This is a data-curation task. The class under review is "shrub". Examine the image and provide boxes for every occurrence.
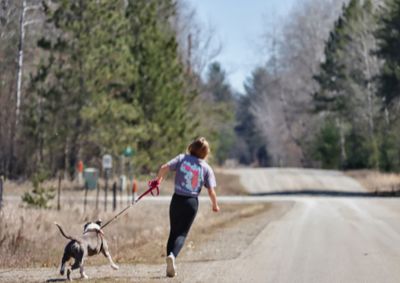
[21,170,55,208]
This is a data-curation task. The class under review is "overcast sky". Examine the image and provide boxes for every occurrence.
[185,0,297,93]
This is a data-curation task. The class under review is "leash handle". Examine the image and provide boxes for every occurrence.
[136,181,160,202]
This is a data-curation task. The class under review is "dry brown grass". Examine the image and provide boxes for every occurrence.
[0,170,255,269]
[346,170,400,193]
[0,200,268,269]
[3,171,245,197]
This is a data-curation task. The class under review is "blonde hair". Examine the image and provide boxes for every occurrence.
[187,137,210,159]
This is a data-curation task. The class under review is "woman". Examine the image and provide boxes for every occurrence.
[150,137,220,277]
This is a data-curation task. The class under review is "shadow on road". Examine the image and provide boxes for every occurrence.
[252,189,400,198]
[46,279,66,283]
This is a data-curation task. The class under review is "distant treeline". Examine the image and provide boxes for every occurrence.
[236,0,400,172]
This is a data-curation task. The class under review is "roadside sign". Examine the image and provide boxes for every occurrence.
[102,154,113,169]
[123,146,134,157]
[83,168,99,190]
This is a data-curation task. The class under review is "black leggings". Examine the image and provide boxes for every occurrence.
[167,193,199,257]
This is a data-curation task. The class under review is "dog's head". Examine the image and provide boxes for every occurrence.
[83,219,104,235]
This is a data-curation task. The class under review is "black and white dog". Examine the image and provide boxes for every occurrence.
[55,220,119,281]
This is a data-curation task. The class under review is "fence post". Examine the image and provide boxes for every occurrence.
[127,179,131,205]
[57,173,62,211]
[96,182,100,210]
[120,178,123,208]
[104,170,109,212]
[112,182,117,211]
[0,174,4,210]
[84,182,88,212]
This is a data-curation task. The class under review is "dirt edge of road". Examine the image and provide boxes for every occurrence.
[0,201,293,283]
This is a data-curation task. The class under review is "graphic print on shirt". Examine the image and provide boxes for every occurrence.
[180,161,203,192]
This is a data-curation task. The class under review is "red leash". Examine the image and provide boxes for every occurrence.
[136,180,160,201]
[101,181,160,229]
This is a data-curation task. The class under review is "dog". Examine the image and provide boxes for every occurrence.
[55,220,119,281]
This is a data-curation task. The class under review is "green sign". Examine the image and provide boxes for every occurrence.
[123,146,134,157]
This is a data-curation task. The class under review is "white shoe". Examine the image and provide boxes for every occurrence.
[166,253,177,277]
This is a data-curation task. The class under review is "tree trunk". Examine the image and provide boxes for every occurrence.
[336,118,347,169]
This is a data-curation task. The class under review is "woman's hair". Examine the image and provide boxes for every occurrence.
[187,137,210,159]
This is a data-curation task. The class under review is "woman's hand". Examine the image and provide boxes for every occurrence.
[207,188,219,212]
[212,204,220,212]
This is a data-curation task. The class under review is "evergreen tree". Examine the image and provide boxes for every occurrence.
[235,68,270,166]
[202,62,236,164]
[205,62,233,103]
[313,0,379,169]
[79,1,146,162]
[126,0,193,171]
[312,119,341,169]
[26,0,144,174]
[375,0,400,171]
[376,0,400,107]
[26,0,95,174]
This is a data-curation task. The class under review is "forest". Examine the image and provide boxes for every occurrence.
[1,0,400,178]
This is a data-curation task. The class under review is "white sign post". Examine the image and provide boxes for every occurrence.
[102,154,113,170]
[102,154,113,211]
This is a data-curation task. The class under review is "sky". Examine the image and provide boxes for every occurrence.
[185,0,297,93]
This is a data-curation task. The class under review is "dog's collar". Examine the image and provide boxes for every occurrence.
[83,228,103,235]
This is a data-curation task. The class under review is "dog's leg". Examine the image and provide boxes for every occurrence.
[79,261,88,280]
[102,248,119,270]
[60,252,70,275]
[66,267,72,281]
[70,250,88,280]
[79,249,89,279]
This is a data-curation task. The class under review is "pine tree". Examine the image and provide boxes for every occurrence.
[26,0,144,174]
[79,1,146,161]
[235,68,270,166]
[126,0,193,171]
[313,0,379,169]
[375,0,400,171]
[312,120,341,169]
[376,0,400,107]
[25,0,94,174]
[202,62,235,164]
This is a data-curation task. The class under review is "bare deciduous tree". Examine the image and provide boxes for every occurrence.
[253,0,347,167]
[174,0,222,78]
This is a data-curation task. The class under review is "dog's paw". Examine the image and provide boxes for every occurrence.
[111,264,119,270]
[80,273,89,279]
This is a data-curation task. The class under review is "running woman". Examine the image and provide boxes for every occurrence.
[149,137,220,277]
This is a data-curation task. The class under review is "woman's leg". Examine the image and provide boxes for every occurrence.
[166,194,198,257]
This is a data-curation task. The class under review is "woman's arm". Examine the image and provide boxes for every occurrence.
[207,188,220,212]
[156,163,170,183]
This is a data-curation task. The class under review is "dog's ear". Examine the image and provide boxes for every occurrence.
[83,222,90,231]
[95,219,102,226]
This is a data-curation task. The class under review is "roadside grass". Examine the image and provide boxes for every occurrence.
[2,171,246,197]
[0,171,252,269]
[346,170,400,193]
[0,201,269,269]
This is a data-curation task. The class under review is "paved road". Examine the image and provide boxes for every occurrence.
[189,169,400,283]
[222,168,365,194]
[192,197,400,283]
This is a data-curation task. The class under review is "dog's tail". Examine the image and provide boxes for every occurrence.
[54,222,79,242]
